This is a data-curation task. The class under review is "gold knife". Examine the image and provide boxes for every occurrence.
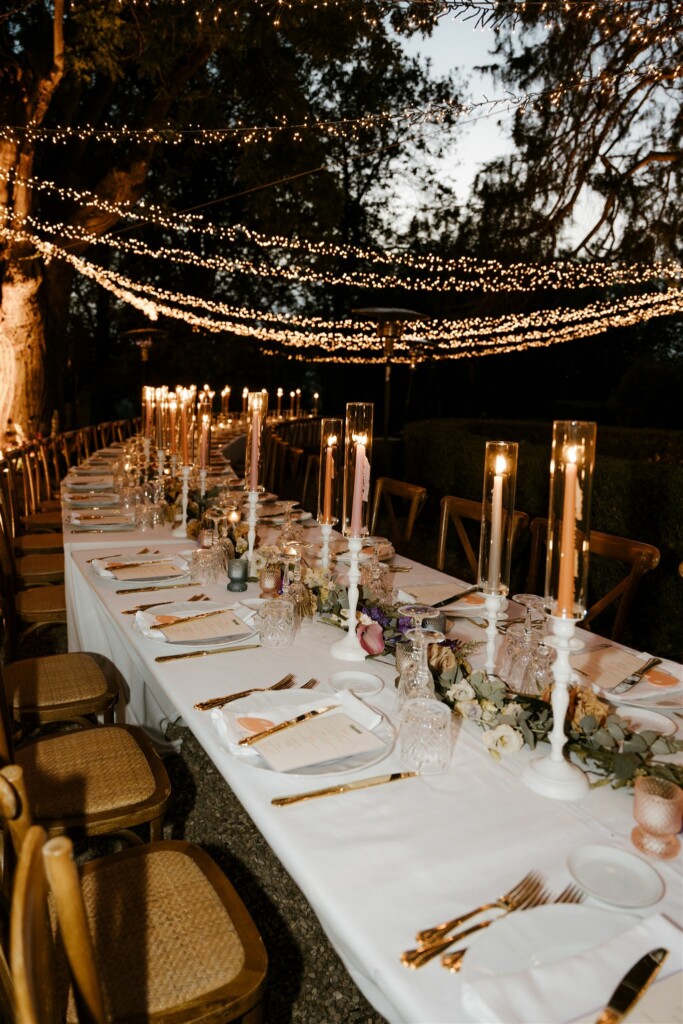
[155,643,260,663]
[149,607,233,630]
[595,947,668,1024]
[116,582,198,595]
[105,558,176,571]
[272,772,418,806]
[238,705,339,746]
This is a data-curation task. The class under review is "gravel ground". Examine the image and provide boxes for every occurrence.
[16,625,388,1024]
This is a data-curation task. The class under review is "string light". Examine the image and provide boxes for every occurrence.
[4,226,681,365]
[5,171,681,293]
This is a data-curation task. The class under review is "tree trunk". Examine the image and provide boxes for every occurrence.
[0,267,47,438]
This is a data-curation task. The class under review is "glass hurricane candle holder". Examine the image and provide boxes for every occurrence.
[342,402,373,537]
[227,558,248,593]
[318,418,343,525]
[477,441,519,596]
[544,421,597,620]
[259,565,281,599]
[244,391,268,494]
[632,776,683,859]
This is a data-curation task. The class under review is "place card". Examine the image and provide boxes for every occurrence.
[254,712,385,772]
[569,647,650,690]
[109,561,184,581]
[154,608,250,643]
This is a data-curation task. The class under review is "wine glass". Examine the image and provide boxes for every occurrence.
[276,500,305,547]
[512,593,547,633]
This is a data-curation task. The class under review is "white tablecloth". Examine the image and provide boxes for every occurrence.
[65,530,683,1024]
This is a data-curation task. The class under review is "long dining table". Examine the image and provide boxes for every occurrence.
[61,484,683,1023]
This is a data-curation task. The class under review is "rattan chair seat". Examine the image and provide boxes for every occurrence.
[20,509,63,532]
[14,532,64,554]
[16,551,65,585]
[64,848,247,1021]
[15,583,67,620]
[16,726,157,819]
[5,652,112,709]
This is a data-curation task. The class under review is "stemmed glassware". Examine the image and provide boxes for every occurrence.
[396,605,444,710]
[276,500,305,547]
[360,537,392,603]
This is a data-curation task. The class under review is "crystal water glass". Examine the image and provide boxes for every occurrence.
[257,599,296,649]
[398,698,453,774]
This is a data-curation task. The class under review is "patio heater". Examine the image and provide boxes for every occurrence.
[124,328,167,387]
[352,308,426,444]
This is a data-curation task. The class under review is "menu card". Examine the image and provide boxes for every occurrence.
[253,713,385,772]
[397,583,482,608]
[107,560,184,581]
[153,608,249,643]
[569,647,650,691]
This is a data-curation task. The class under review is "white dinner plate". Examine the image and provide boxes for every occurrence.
[64,493,120,508]
[262,510,312,524]
[325,671,384,697]
[91,553,190,583]
[134,601,255,646]
[567,844,664,907]
[331,537,395,563]
[608,705,676,737]
[216,691,395,776]
[459,904,638,983]
[608,690,683,712]
[70,522,136,533]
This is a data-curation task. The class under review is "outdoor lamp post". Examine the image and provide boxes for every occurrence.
[352,308,426,444]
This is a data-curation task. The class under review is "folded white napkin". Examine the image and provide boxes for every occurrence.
[461,912,682,1024]
[211,690,381,755]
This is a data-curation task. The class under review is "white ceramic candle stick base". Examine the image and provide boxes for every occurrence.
[319,521,335,570]
[157,447,165,482]
[483,591,504,676]
[522,615,589,801]
[199,468,207,499]
[247,490,259,573]
[331,535,367,661]
[172,465,192,537]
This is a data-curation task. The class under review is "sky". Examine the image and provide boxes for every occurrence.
[396,16,513,208]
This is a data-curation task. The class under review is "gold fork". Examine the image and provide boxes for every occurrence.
[401,875,548,969]
[414,870,543,946]
[440,882,585,972]
[194,673,295,711]
[300,678,320,689]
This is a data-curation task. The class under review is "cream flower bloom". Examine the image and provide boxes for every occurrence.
[482,723,524,760]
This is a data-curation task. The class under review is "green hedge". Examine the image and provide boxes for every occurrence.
[403,420,683,661]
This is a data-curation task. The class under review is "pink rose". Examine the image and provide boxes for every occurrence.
[357,621,385,656]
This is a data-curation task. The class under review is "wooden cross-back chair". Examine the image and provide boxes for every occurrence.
[0,460,63,557]
[0,668,170,846]
[369,478,427,555]
[526,517,661,643]
[436,496,530,583]
[301,453,320,515]
[9,816,268,1024]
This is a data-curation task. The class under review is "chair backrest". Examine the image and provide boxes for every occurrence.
[0,766,34,1023]
[436,496,530,583]
[526,517,661,642]
[11,825,107,1024]
[370,478,427,554]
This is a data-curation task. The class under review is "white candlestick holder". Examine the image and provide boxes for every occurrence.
[199,468,207,498]
[143,437,151,479]
[522,615,589,801]
[319,520,336,570]
[157,447,165,482]
[172,465,192,537]
[247,490,259,572]
[331,535,367,661]
[483,591,504,676]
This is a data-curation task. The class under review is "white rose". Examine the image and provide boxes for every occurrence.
[456,699,482,722]
[447,680,475,703]
[501,702,523,720]
[482,723,524,760]
[358,612,373,626]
